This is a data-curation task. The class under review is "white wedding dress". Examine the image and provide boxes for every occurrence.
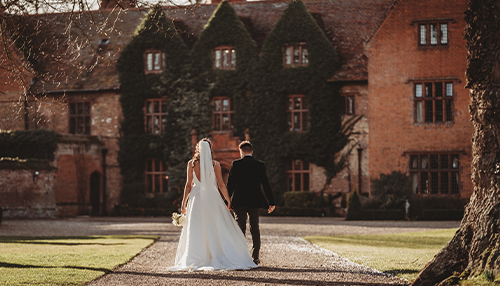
[169,141,257,271]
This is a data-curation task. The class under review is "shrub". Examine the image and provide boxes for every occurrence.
[371,171,411,210]
[0,130,58,161]
[346,190,362,220]
[409,196,465,220]
[340,192,347,208]
[283,191,316,208]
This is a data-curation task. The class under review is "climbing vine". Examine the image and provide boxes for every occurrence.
[117,1,359,207]
[116,4,191,205]
[248,0,359,203]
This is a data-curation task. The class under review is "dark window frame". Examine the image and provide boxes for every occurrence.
[418,22,449,47]
[283,42,309,67]
[144,49,165,74]
[414,81,454,124]
[409,153,460,195]
[285,159,311,192]
[68,101,91,135]
[286,94,309,132]
[342,93,356,115]
[213,46,236,70]
[144,98,168,134]
[145,159,168,194]
[212,96,234,131]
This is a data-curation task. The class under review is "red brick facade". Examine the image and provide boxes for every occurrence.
[366,0,472,198]
[0,0,472,217]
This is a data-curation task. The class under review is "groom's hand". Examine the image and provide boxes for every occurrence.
[268,205,275,214]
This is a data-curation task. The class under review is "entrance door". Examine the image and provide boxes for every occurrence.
[90,172,101,216]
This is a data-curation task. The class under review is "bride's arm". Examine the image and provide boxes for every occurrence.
[181,161,194,215]
[214,161,231,210]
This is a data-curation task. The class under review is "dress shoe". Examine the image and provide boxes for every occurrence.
[253,259,260,265]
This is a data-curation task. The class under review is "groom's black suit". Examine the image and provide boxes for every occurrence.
[227,155,275,262]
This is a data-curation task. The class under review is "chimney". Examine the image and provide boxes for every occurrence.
[100,0,136,10]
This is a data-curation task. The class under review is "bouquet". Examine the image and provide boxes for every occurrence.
[171,212,185,227]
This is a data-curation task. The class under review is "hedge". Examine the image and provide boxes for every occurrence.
[0,130,58,161]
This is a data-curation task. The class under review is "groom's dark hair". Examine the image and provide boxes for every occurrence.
[239,141,253,153]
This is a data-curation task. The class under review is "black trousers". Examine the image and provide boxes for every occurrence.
[233,207,260,260]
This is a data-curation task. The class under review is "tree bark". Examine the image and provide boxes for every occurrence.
[412,1,500,285]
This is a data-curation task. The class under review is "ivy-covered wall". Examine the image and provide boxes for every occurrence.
[0,130,59,160]
[117,1,358,207]
[116,5,192,206]
[248,1,358,204]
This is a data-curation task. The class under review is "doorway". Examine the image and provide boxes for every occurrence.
[90,171,101,216]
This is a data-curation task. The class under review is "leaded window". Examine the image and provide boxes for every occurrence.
[286,95,309,132]
[69,101,91,135]
[284,43,309,67]
[409,153,460,195]
[286,160,310,191]
[414,82,453,123]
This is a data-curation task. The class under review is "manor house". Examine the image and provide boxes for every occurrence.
[0,0,472,217]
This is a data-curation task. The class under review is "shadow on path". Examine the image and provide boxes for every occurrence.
[111,268,409,286]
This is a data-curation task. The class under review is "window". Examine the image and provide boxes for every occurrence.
[342,94,355,115]
[287,95,309,132]
[144,50,165,73]
[145,99,167,134]
[414,82,453,123]
[214,46,236,70]
[145,159,168,193]
[212,97,234,131]
[69,101,91,135]
[409,153,460,195]
[286,160,310,191]
[419,23,448,46]
[284,43,308,67]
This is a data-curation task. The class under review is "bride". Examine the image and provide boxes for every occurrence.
[169,138,258,271]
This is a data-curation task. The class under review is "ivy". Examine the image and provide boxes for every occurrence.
[116,4,191,204]
[190,0,258,137]
[248,0,358,204]
[117,1,360,208]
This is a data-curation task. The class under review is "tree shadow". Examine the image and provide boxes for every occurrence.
[0,235,157,246]
[112,268,410,286]
[384,269,420,275]
[0,261,110,273]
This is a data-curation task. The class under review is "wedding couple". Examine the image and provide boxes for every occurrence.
[168,139,275,271]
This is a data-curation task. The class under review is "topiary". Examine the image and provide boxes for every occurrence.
[346,189,362,220]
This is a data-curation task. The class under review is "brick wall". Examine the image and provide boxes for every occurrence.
[366,0,473,198]
[310,82,370,206]
[0,169,57,218]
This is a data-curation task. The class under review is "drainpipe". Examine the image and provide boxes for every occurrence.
[101,148,108,216]
[357,146,363,194]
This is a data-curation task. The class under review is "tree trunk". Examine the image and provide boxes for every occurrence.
[412,1,500,285]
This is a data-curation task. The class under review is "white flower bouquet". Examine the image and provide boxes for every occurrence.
[171,212,185,227]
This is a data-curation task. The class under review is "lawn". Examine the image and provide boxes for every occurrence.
[0,235,157,286]
[303,228,457,282]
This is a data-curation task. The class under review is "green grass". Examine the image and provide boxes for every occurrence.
[303,228,457,282]
[0,235,157,286]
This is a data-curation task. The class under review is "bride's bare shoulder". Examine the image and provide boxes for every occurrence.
[187,159,195,168]
[212,160,220,167]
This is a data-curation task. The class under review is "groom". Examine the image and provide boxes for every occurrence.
[227,141,275,265]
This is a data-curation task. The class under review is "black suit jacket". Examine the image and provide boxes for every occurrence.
[227,156,275,209]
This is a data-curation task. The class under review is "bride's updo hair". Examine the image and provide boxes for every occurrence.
[192,138,213,164]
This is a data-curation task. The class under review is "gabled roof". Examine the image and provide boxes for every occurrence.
[25,0,392,93]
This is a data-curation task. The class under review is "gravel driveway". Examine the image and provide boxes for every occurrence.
[0,217,459,285]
